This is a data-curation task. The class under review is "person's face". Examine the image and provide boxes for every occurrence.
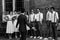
[50,9,54,13]
[10,12,13,15]
[14,11,16,13]
[37,9,40,12]
[24,12,26,15]
[51,9,54,11]
[31,10,34,14]
[25,12,27,15]
[31,10,33,11]
[48,8,51,12]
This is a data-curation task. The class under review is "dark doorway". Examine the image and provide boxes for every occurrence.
[15,0,24,11]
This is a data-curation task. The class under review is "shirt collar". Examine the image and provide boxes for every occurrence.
[21,13,24,15]
[52,11,56,14]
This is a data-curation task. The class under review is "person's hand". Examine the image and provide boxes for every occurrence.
[55,24,57,26]
[32,27,36,31]
[26,25,30,30]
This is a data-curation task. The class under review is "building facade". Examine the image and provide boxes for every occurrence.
[0,0,60,33]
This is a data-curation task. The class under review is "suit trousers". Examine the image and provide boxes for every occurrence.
[30,22,36,36]
[51,22,57,40]
[46,21,52,37]
[35,21,40,37]
[20,31,27,40]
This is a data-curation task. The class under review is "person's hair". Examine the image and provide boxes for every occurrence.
[50,7,55,10]
[27,11,29,15]
[21,8,25,13]
[37,8,40,10]
[45,7,49,10]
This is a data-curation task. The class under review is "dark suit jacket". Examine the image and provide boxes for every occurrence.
[16,14,31,32]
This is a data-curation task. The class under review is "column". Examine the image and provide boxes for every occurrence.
[13,0,15,12]
[2,0,5,22]
[2,0,5,15]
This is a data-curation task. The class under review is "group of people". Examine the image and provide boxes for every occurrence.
[4,7,59,40]
[27,7,59,40]
[4,11,20,39]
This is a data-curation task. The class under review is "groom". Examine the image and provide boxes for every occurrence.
[16,8,36,40]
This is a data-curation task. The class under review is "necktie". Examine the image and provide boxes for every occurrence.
[54,13,56,22]
[33,14,35,21]
[48,13,49,20]
[39,13,40,21]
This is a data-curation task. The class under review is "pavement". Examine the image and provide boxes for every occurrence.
[0,22,60,40]
[0,37,60,40]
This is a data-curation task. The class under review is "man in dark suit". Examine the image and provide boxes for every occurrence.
[16,9,32,40]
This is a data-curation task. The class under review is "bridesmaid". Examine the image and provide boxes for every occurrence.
[6,11,14,39]
[13,11,19,38]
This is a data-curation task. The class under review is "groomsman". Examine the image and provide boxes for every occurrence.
[35,8,43,39]
[39,9,43,39]
[50,7,59,40]
[29,9,36,38]
[46,7,52,40]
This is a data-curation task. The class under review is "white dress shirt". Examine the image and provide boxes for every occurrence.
[35,12,43,22]
[51,11,59,22]
[39,12,43,22]
[29,13,35,22]
[35,13,40,21]
[46,11,52,21]
[25,15,28,20]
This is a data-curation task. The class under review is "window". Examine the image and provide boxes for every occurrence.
[5,0,13,11]
[15,0,24,11]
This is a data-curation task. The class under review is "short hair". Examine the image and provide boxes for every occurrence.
[37,8,40,10]
[21,8,25,13]
[45,7,49,10]
[50,7,55,10]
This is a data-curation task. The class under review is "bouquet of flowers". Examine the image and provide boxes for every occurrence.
[12,16,17,21]
[4,16,9,22]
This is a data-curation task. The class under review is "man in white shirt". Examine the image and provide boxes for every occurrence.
[50,7,59,40]
[29,10,35,23]
[35,10,43,24]
[29,9,36,38]
[35,9,43,39]
[46,8,52,38]
[39,11,43,24]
